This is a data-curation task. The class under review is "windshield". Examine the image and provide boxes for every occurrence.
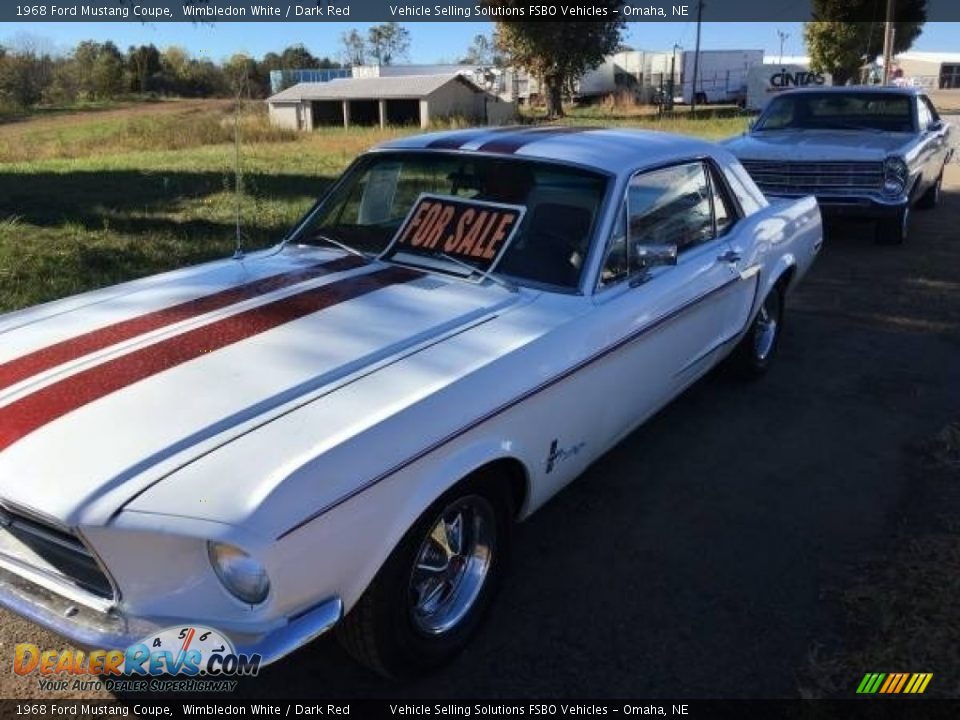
[288,151,609,291]
[755,92,915,133]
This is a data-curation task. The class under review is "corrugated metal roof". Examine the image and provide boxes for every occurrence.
[267,74,479,102]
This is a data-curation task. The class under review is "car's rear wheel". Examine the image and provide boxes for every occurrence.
[336,472,512,678]
[728,283,784,379]
[916,170,943,210]
[875,207,910,245]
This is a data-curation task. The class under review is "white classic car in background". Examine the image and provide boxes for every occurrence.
[0,127,822,677]
[725,86,953,244]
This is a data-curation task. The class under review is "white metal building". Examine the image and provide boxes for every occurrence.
[895,52,960,89]
[266,74,515,131]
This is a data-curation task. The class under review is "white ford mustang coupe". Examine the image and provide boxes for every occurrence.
[0,127,822,677]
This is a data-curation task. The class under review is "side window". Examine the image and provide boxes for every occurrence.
[920,96,940,126]
[600,162,718,287]
[708,164,737,236]
[725,162,767,215]
[627,162,714,251]
[917,98,931,130]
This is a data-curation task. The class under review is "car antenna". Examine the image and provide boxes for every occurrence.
[232,69,246,260]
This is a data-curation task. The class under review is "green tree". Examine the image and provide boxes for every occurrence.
[367,23,410,66]
[127,44,161,93]
[280,44,320,69]
[339,29,366,66]
[805,0,926,85]
[72,41,125,99]
[492,3,625,117]
[461,33,502,66]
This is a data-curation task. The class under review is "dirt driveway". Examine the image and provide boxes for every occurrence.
[1,155,958,700]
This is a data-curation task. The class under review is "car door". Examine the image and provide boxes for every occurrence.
[588,160,746,448]
[917,95,950,182]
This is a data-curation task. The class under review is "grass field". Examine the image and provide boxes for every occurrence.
[0,99,749,312]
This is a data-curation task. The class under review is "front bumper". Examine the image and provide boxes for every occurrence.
[0,562,342,667]
[766,193,909,220]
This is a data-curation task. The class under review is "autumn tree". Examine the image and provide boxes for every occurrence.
[491,3,625,117]
[367,23,411,65]
[805,0,926,85]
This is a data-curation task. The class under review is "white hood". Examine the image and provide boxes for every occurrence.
[0,248,521,525]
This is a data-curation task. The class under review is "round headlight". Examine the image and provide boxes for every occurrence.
[208,542,270,604]
[883,156,908,196]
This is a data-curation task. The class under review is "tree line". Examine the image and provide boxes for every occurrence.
[0,39,344,111]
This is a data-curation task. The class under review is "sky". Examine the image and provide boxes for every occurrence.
[0,21,958,63]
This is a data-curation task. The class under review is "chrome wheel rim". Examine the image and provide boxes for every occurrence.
[753,292,780,361]
[409,495,495,635]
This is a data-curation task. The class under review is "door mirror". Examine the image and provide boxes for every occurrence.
[630,244,678,286]
[928,120,944,132]
[634,243,678,269]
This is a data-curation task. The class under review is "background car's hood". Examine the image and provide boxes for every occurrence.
[0,247,522,526]
[725,130,913,162]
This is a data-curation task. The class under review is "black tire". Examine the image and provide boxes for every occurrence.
[728,283,784,380]
[336,471,513,678]
[916,171,943,210]
[874,207,910,245]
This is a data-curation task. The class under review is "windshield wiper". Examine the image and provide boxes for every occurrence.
[437,252,517,292]
[816,123,886,132]
[312,233,367,258]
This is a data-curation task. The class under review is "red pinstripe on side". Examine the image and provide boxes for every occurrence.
[0,255,367,394]
[0,265,422,454]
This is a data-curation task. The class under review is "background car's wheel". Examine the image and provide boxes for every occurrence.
[875,207,910,245]
[728,283,784,379]
[336,471,513,678]
[916,171,943,210]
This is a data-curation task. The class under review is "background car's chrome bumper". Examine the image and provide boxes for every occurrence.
[0,563,342,667]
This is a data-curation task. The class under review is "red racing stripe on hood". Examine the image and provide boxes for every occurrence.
[0,254,367,393]
[0,265,422,454]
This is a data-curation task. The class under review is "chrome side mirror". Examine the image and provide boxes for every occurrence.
[630,243,677,285]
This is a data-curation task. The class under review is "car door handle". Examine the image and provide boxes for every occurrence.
[717,249,741,263]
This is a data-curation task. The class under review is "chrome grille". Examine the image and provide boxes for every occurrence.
[0,504,113,600]
[741,160,884,197]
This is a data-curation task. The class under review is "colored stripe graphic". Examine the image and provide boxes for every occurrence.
[0,266,421,454]
[0,255,367,394]
[857,672,933,694]
[476,126,593,155]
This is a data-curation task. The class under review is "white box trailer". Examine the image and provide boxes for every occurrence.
[746,64,832,111]
[682,49,764,104]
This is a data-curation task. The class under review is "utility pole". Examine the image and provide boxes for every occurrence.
[690,0,704,114]
[882,0,896,84]
[670,43,681,112]
[777,30,789,64]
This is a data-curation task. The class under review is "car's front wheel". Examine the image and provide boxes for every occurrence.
[916,170,943,210]
[875,207,910,245]
[728,283,784,379]
[337,472,513,678]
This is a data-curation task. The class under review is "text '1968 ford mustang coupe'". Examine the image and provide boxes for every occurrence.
[0,127,822,677]
[725,86,953,245]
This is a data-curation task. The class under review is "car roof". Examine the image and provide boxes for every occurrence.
[374,126,723,175]
[772,85,926,97]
